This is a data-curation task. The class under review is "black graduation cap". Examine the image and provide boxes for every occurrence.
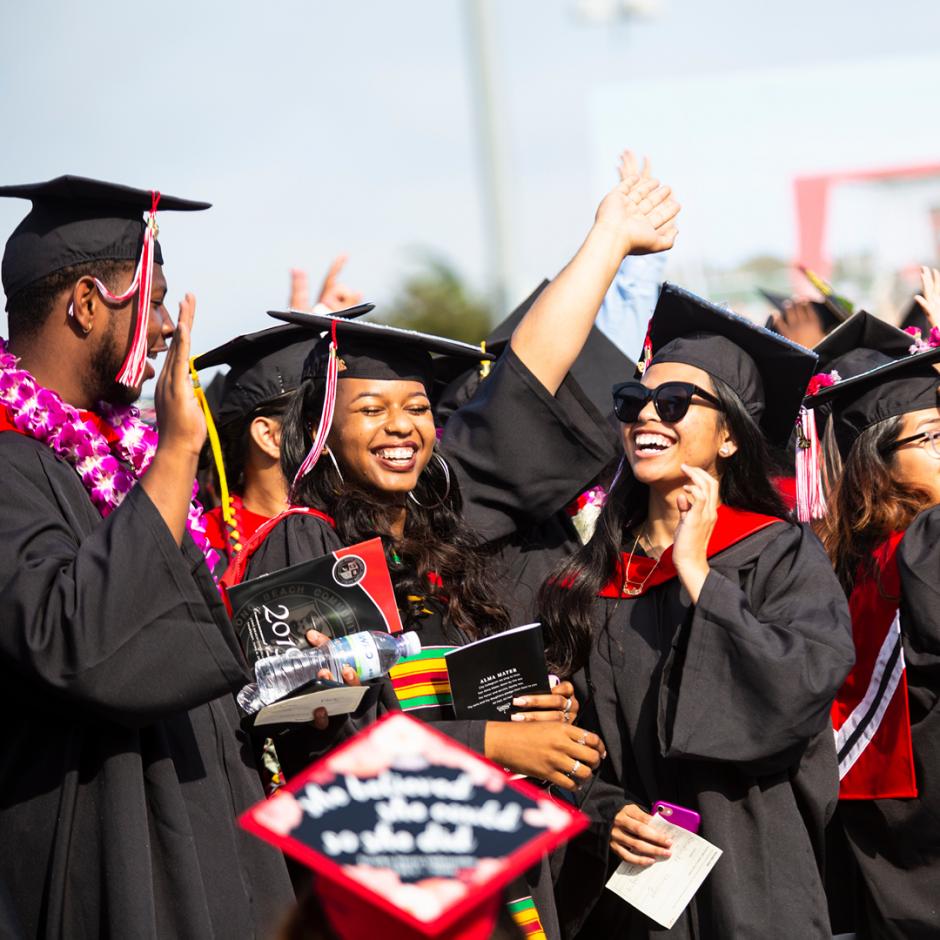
[804,347,940,457]
[265,310,496,481]
[648,283,818,446]
[434,279,636,425]
[0,175,210,304]
[267,308,495,387]
[813,309,914,379]
[193,304,375,426]
[759,288,844,335]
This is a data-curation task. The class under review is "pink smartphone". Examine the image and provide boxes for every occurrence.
[652,801,700,833]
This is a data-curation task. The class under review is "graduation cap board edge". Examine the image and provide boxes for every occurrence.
[812,309,914,377]
[265,309,496,485]
[802,344,940,458]
[1,175,210,387]
[648,282,819,447]
[239,711,586,940]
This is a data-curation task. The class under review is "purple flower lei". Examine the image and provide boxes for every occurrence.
[0,338,220,576]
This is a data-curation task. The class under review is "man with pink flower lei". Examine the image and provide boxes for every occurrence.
[0,177,294,939]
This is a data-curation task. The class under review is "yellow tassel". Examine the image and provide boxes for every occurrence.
[189,357,234,527]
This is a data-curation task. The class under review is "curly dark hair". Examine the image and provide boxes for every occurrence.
[6,260,135,341]
[819,416,933,593]
[280,377,510,640]
[537,374,791,676]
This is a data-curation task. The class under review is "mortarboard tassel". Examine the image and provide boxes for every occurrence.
[795,405,827,522]
[95,190,161,387]
[292,319,340,489]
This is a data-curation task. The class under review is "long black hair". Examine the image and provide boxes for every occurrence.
[281,377,510,639]
[820,416,933,593]
[538,375,791,676]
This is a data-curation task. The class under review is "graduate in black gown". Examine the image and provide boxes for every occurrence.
[0,177,294,938]
[225,173,681,939]
[809,350,940,938]
[540,284,856,939]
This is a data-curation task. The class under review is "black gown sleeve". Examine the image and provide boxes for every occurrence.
[659,523,855,773]
[440,346,618,543]
[0,444,248,727]
[898,503,940,653]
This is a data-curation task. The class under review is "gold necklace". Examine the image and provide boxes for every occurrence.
[621,527,663,597]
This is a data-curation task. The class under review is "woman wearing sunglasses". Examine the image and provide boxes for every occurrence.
[808,350,940,939]
[541,284,855,939]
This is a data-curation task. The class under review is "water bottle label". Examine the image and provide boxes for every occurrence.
[343,632,382,680]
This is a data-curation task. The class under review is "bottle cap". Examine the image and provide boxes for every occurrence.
[398,631,422,659]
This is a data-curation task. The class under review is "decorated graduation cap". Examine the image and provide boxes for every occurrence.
[644,283,818,447]
[240,712,585,940]
[434,279,635,426]
[0,175,210,386]
[792,311,916,521]
[803,346,940,460]
[813,309,914,381]
[266,308,495,485]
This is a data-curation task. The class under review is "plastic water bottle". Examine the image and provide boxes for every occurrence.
[254,630,422,706]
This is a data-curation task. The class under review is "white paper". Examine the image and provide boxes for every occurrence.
[605,814,722,929]
[254,685,368,726]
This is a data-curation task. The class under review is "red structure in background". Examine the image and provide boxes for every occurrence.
[793,162,940,285]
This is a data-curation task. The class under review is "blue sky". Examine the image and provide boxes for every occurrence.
[2,0,939,354]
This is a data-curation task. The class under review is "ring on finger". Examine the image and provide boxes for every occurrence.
[577,732,588,746]
[563,696,573,715]
[565,759,582,779]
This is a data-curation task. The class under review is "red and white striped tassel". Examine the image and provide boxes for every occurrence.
[101,190,161,388]
[795,406,827,522]
[292,320,340,488]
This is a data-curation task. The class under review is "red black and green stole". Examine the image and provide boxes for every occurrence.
[832,533,917,800]
[598,506,783,598]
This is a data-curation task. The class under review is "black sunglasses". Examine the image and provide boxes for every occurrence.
[612,381,722,424]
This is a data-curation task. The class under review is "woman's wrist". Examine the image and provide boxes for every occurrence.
[677,561,710,605]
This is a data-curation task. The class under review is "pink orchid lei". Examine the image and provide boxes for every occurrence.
[0,338,220,576]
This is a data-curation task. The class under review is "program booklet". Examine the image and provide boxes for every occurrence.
[444,623,550,721]
[226,537,403,668]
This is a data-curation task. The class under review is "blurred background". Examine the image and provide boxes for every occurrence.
[2,0,939,374]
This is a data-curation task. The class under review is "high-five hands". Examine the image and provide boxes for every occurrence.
[672,464,719,604]
[594,175,680,259]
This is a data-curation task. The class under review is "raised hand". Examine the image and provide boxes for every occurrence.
[317,254,363,311]
[142,293,207,544]
[155,294,206,458]
[915,266,940,331]
[672,463,719,603]
[617,148,651,182]
[772,298,825,348]
[594,175,680,259]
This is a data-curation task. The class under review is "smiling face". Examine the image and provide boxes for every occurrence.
[622,361,736,493]
[890,406,940,505]
[326,377,436,497]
